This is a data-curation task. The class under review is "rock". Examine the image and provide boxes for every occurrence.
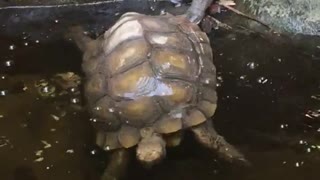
[235,0,320,36]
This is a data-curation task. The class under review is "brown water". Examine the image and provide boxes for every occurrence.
[0,3,320,180]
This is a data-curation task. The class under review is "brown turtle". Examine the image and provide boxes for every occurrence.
[67,0,247,179]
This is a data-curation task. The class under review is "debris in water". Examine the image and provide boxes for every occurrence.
[9,45,15,50]
[22,86,28,91]
[90,150,97,155]
[41,140,52,149]
[70,97,80,104]
[0,136,12,148]
[46,165,53,170]
[247,62,258,70]
[282,161,287,164]
[257,76,268,84]
[307,148,311,153]
[34,157,44,162]
[35,79,56,97]
[305,109,320,119]
[4,60,14,67]
[50,114,60,121]
[0,89,8,96]
[295,161,304,167]
[66,149,74,154]
[311,95,320,100]
[280,124,289,129]
[35,150,43,156]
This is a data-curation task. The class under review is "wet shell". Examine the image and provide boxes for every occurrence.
[84,12,217,150]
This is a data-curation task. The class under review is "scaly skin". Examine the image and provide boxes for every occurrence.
[191,120,249,165]
[185,0,214,23]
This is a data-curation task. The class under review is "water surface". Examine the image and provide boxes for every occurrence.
[0,7,320,180]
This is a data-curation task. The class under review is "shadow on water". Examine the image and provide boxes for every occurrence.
[0,3,320,180]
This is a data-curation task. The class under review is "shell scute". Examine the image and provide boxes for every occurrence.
[118,125,141,148]
[146,32,193,51]
[96,131,121,151]
[91,96,120,131]
[84,73,107,105]
[151,49,198,81]
[109,62,156,99]
[183,109,207,127]
[154,115,182,134]
[197,101,217,118]
[104,20,144,54]
[106,39,150,76]
[139,16,177,32]
[156,80,194,109]
[116,97,161,127]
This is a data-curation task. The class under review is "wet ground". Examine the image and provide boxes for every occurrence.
[1,3,320,180]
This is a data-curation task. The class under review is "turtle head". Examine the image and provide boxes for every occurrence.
[136,132,166,168]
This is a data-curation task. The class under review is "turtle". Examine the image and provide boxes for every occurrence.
[66,0,248,179]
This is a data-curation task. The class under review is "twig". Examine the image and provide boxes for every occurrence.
[218,1,272,30]
[206,15,232,30]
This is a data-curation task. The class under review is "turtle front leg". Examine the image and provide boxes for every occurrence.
[101,149,130,180]
[65,26,94,52]
[191,120,249,165]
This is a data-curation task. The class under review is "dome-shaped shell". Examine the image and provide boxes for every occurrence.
[84,12,217,151]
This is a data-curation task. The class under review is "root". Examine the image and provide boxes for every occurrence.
[204,0,276,33]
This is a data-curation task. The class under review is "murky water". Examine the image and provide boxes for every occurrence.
[1,4,320,180]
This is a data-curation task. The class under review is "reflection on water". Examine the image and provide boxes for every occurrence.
[0,20,320,180]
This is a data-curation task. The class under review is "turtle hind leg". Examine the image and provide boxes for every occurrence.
[101,149,130,180]
[190,120,249,165]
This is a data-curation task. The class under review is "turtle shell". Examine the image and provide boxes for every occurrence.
[83,12,217,151]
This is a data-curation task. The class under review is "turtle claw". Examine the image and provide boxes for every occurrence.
[214,135,250,166]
